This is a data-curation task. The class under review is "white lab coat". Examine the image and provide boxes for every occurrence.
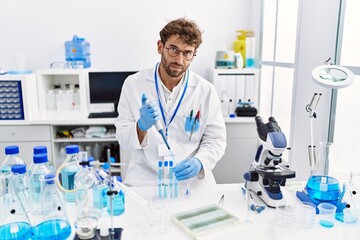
[115,64,226,186]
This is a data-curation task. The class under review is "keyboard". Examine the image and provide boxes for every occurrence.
[88,112,118,118]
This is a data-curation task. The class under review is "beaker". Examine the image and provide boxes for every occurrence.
[0,172,32,240]
[31,173,71,240]
[318,203,337,228]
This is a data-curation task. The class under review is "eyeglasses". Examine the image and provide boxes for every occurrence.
[165,46,196,61]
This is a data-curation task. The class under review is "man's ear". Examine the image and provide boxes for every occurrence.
[157,40,163,54]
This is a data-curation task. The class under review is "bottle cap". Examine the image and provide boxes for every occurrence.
[66,145,80,154]
[158,161,163,167]
[5,145,19,155]
[229,113,236,118]
[44,173,56,184]
[116,176,122,183]
[33,153,48,164]
[169,161,173,167]
[11,164,26,174]
[33,146,47,154]
[88,156,94,163]
[102,162,110,171]
[164,161,168,167]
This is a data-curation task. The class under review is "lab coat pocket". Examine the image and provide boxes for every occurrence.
[185,116,200,132]
[181,116,201,142]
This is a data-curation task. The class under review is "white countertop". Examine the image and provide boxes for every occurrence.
[64,182,360,240]
[0,112,254,126]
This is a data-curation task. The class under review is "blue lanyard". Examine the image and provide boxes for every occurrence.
[154,62,189,137]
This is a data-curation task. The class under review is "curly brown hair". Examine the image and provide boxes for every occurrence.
[159,18,203,49]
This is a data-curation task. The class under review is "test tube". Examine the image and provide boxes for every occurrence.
[158,161,163,199]
[163,161,169,198]
[169,161,173,198]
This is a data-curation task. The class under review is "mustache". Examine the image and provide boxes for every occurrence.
[170,62,184,68]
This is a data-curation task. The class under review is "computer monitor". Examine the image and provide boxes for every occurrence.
[88,71,137,113]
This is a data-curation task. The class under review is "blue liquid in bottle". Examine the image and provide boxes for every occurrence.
[0,222,32,240]
[61,145,80,202]
[61,165,77,202]
[92,184,107,209]
[107,191,125,216]
[306,175,341,201]
[32,219,71,240]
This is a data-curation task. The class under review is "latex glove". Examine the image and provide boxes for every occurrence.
[173,157,203,181]
[138,94,160,131]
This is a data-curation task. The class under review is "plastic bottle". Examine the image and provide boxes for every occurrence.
[61,145,80,202]
[229,99,235,115]
[107,176,125,216]
[11,164,31,214]
[246,32,256,68]
[93,143,101,161]
[46,89,57,111]
[29,153,53,215]
[65,35,91,68]
[0,145,25,173]
[233,30,247,68]
[0,172,32,240]
[31,173,72,240]
[33,146,55,173]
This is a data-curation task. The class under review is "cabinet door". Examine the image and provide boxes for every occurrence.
[235,75,246,104]
[212,122,258,184]
[245,75,256,104]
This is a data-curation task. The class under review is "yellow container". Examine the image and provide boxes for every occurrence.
[233,30,247,67]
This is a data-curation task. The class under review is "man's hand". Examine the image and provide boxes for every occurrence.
[173,157,203,180]
[138,94,160,131]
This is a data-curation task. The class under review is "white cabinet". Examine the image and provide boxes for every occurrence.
[36,69,88,114]
[212,120,258,183]
[50,123,120,172]
[212,68,259,114]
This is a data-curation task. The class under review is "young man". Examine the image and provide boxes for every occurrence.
[115,18,226,186]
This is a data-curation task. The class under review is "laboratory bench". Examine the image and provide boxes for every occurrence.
[65,182,359,240]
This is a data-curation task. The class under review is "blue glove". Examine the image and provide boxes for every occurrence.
[173,157,203,181]
[138,94,160,131]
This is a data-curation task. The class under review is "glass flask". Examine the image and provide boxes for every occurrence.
[61,144,80,202]
[306,142,342,202]
[11,164,31,216]
[28,153,53,215]
[0,145,25,173]
[74,152,100,239]
[0,172,32,240]
[31,173,71,240]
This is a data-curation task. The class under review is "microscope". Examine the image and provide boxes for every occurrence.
[244,116,296,207]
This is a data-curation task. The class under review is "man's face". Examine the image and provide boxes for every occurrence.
[158,35,196,78]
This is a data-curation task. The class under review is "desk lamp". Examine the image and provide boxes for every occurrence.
[297,59,354,213]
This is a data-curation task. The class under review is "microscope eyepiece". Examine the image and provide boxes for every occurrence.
[255,116,264,127]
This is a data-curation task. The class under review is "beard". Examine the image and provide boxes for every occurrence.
[160,55,188,78]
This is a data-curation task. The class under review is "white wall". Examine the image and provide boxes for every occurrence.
[0,0,260,80]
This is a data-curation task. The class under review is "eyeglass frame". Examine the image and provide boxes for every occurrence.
[164,45,196,61]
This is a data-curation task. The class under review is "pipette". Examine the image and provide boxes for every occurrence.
[143,96,176,161]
